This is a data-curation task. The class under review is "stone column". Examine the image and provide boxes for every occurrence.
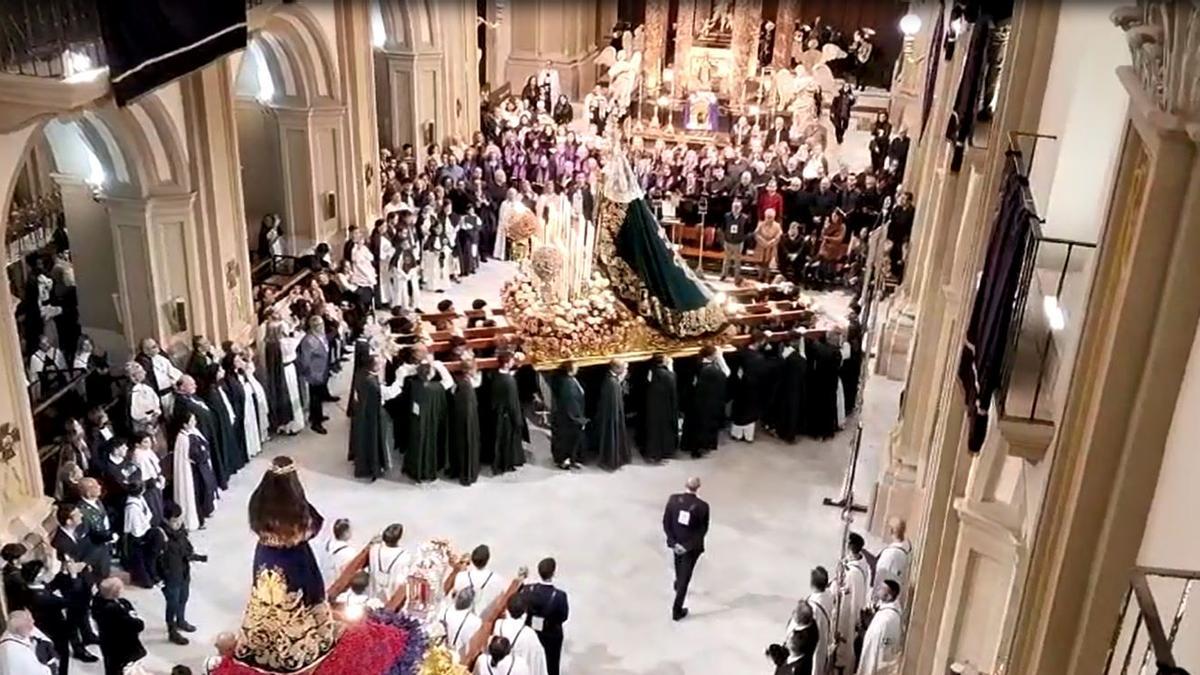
[334,0,382,229]
[0,295,52,543]
[773,0,799,69]
[506,0,601,101]
[376,50,447,158]
[643,0,670,78]
[731,0,763,81]
[106,193,203,351]
[180,60,257,346]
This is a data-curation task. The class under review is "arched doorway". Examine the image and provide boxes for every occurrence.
[232,5,350,257]
[1,97,191,496]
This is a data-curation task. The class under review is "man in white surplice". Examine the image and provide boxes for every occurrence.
[452,544,508,615]
[0,610,52,674]
[368,523,412,603]
[805,566,835,675]
[836,533,872,671]
[874,518,912,598]
[441,587,482,661]
[856,580,903,675]
[492,591,548,675]
[495,189,528,261]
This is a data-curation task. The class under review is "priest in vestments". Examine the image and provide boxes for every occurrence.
[490,353,526,475]
[682,345,729,458]
[591,360,631,471]
[856,580,902,675]
[403,362,450,482]
[770,333,809,443]
[728,334,772,442]
[448,357,483,486]
[549,362,586,470]
[641,354,679,462]
[350,356,403,481]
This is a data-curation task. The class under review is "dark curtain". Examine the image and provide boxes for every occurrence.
[920,2,946,139]
[98,0,246,105]
[957,154,1034,452]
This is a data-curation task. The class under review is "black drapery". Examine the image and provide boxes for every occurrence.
[98,0,247,105]
[945,13,992,172]
[920,2,947,139]
[957,154,1033,452]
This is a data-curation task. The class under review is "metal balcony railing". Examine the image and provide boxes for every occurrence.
[0,0,104,78]
[1105,566,1198,675]
[0,0,266,78]
[995,135,1096,423]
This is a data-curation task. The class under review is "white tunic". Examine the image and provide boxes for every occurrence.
[243,368,271,444]
[473,653,530,675]
[807,590,835,675]
[493,617,549,675]
[238,374,264,458]
[323,538,357,580]
[368,543,411,602]
[147,353,183,392]
[453,567,507,616]
[875,540,912,592]
[172,430,203,531]
[129,383,162,429]
[131,448,163,488]
[441,606,482,659]
[856,602,902,675]
[124,496,153,538]
[836,557,871,668]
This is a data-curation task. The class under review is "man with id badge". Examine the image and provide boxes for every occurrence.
[522,558,569,675]
[662,477,710,621]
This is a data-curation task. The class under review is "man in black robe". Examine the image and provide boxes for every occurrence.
[550,362,586,470]
[592,360,631,471]
[218,359,250,474]
[202,371,241,484]
[403,362,449,482]
[350,356,398,481]
[641,354,679,463]
[806,335,842,439]
[682,346,727,458]
[770,332,809,443]
[171,376,226,489]
[448,358,482,486]
[490,352,525,475]
[728,333,771,442]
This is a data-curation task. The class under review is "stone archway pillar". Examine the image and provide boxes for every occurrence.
[334,0,381,229]
[180,61,256,346]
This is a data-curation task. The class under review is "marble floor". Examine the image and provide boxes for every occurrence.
[78,260,900,675]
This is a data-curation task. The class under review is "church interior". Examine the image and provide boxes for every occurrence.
[0,0,1198,674]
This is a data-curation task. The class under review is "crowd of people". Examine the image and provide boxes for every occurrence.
[767,519,912,675]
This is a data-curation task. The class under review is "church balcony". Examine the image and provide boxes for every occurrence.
[993,137,1097,463]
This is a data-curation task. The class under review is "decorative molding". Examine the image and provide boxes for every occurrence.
[1110,2,1200,125]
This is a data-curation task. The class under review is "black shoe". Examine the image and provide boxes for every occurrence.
[672,608,689,621]
[176,621,197,633]
[168,631,190,646]
[74,648,99,663]
[325,395,341,403]
[312,426,328,435]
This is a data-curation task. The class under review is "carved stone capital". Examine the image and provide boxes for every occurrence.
[1110,1,1200,125]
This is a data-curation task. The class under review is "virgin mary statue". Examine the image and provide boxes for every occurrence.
[235,456,340,672]
[593,138,728,337]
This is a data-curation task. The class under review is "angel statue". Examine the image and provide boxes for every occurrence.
[607,49,643,117]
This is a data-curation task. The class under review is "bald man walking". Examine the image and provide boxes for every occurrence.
[662,477,710,621]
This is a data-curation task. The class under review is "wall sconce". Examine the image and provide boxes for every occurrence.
[899,13,923,61]
[324,192,337,220]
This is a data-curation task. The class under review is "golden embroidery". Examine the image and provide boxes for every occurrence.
[592,196,728,338]
[235,567,341,673]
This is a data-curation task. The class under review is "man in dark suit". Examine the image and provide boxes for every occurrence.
[522,557,569,675]
[662,476,710,621]
[92,577,145,675]
[721,199,751,282]
[297,315,333,434]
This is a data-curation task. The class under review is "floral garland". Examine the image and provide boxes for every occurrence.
[370,611,428,675]
[529,245,564,283]
[418,645,468,675]
[506,210,540,242]
[501,270,638,362]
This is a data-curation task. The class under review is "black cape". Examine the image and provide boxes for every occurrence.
[550,373,586,465]
[770,346,809,443]
[490,371,525,474]
[447,373,481,485]
[349,374,393,480]
[729,347,771,426]
[682,361,726,455]
[203,387,242,483]
[218,378,250,473]
[806,339,842,439]
[403,379,448,482]
[592,373,631,470]
[642,365,679,462]
[262,338,293,432]
[174,394,228,490]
